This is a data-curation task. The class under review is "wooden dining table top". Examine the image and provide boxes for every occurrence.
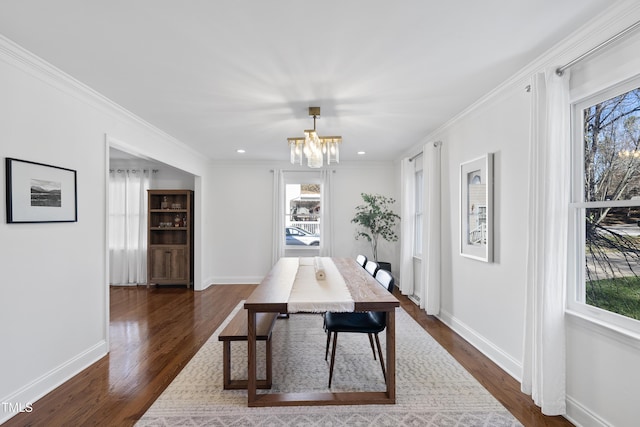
[244,257,399,313]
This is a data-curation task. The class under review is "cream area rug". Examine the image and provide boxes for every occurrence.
[136,302,522,426]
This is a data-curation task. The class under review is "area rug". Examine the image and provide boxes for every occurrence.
[136,302,521,426]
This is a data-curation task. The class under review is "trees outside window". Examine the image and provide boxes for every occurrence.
[572,83,640,326]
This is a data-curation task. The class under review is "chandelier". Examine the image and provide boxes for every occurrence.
[287,107,341,168]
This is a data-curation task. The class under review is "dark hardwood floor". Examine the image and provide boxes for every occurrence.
[3,285,572,427]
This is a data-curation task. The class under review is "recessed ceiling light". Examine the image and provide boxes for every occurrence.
[236,149,246,154]
[357,151,366,155]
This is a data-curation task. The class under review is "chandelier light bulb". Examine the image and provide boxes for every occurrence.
[287,107,342,168]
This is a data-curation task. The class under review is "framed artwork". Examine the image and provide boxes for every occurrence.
[460,153,493,262]
[5,158,77,223]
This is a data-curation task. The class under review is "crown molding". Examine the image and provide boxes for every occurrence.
[0,33,207,161]
[425,0,640,142]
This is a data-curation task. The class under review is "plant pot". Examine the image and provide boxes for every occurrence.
[377,261,392,273]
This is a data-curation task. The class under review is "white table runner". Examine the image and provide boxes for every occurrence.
[287,257,355,313]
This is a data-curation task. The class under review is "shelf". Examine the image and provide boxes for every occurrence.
[148,189,194,288]
[150,227,188,231]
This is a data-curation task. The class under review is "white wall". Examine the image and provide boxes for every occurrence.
[432,78,531,377]
[205,162,398,284]
[110,159,196,191]
[333,164,401,264]
[151,168,195,191]
[0,36,212,424]
[414,2,640,426]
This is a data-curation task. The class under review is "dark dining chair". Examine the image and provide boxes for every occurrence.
[364,260,379,276]
[355,254,367,268]
[324,268,395,387]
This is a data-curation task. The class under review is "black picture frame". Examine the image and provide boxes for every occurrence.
[5,157,77,223]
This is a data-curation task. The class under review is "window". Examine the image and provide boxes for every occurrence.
[570,79,640,332]
[285,183,321,247]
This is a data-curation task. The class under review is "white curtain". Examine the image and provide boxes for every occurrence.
[109,169,150,285]
[421,141,442,314]
[272,169,285,265]
[521,68,570,416]
[320,169,334,257]
[399,158,416,295]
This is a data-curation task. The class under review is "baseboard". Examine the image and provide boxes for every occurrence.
[205,276,262,286]
[407,294,421,306]
[197,276,217,291]
[437,310,615,427]
[0,340,108,424]
[565,395,612,427]
[437,309,522,381]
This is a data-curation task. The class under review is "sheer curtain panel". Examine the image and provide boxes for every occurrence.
[272,169,285,265]
[319,169,334,257]
[421,141,442,314]
[521,68,570,416]
[399,158,416,295]
[109,169,150,286]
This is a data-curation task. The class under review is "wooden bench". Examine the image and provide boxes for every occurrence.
[218,309,278,390]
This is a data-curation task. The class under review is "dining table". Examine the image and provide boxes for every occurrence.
[244,256,400,407]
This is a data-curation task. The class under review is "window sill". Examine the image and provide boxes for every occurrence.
[565,309,640,350]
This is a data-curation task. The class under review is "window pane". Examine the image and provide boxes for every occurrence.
[584,207,640,319]
[415,213,423,255]
[583,87,640,203]
[285,183,321,246]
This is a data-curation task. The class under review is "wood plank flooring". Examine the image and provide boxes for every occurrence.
[3,285,572,426]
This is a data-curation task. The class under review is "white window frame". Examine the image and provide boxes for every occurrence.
[568,76,640,337]
[283,172,323,255]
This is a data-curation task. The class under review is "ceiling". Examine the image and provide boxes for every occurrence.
[0,0,614,163]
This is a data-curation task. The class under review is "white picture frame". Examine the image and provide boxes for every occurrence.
[460,153,493,262]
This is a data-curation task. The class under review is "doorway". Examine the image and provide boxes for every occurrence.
[108,145,197,287]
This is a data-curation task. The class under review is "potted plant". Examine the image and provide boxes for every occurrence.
[351,193,400,272]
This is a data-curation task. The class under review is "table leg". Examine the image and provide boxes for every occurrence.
[247,309,257,404]
[386,308,396,402]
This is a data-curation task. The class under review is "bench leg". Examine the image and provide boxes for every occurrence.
[222,340,272,390]
[222,341,231,389]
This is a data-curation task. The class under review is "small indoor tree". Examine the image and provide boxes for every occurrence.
[351,193,400,262]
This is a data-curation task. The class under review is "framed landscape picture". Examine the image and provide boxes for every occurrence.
[460,153,493,262]
[5,158,77,223]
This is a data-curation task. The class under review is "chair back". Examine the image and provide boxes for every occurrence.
[374,269,395,293]
[364,260,379,276]
[355,254,367,267]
